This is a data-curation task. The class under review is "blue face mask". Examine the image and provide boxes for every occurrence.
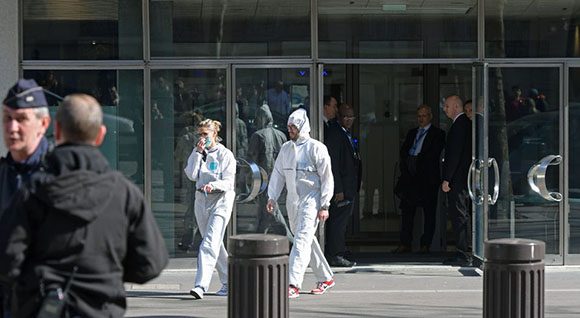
[205,137,212,148]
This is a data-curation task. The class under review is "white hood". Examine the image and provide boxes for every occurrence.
[287,108,311,139]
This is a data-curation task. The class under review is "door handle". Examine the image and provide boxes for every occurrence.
[236,158,269,203]
[467,159,484,205]
[526,155,562,202]
[488,158,500,205]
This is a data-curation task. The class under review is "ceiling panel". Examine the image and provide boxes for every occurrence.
[23,0,118,20]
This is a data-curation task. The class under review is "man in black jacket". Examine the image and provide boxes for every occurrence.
[394,105,445,253]
[441,95,472,266]
[325,103,361,267]
[322,95,339,143]
[0,79,51,318]
[0,94,169,317]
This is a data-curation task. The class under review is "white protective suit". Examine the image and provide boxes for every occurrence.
[184,142,236,291]
[268,108,334,289]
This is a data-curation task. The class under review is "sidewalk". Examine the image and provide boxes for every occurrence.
[125,259,580,318]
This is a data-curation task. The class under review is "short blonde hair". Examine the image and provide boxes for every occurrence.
[197,118,222,133]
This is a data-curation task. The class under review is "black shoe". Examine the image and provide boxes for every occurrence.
[328,256,356,267]
[392,244,412,254]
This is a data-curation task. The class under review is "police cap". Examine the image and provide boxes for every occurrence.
[3,79,48,109]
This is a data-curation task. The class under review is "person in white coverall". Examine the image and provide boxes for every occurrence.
[184,119,236,300]
[266,108,335,299]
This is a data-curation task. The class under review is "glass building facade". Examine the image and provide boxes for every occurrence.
[6,0,580,264]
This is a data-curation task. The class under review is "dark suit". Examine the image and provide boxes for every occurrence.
[396,125,445,248]
[325,125,361,258]
[442,113,472,254]
[323,118,340,144]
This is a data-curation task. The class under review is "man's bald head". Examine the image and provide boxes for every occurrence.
[443,94,464,120]
[55,94,106,145]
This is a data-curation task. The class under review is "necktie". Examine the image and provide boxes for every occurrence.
[345,130,360,160]
[409,128,427,156]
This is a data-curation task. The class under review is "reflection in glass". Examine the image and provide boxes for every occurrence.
[486,0,580,58]
[151,69,227,256]
[568,68,580,254]
[23,70,144,188]
[22,0,142,60]
[150,0,310,58]
[487,67,560,254]
[318,1,477,58]
[234,68,310,239]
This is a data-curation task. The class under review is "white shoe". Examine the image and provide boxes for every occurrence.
[215,284,228,296]
[190,286,204,299]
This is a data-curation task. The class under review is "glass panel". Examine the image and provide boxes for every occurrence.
[568,68,580,254]
[234,67,310,237]
[23,70,144,187]
[439,65,473,132]
[487,67,560,254]
[151,69,227,257]
[357,65,423,236]
[150,0,310,58]
[486,0,580,58]
[22,0,142,60]
[318,1,477,58]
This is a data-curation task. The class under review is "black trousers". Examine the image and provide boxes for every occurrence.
[399,196,437,247]
[447,187,470,253]
[325,200,354,257]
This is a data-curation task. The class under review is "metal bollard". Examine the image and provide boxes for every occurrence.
[228,234,289,318]
[483,238,545,318]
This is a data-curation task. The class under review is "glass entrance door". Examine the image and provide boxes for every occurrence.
[473,64,564,264]
[320,63,472,252]
[231,65,314,236]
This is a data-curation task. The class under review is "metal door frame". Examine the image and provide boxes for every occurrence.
[473,62,565,265]
[563,62,580,265]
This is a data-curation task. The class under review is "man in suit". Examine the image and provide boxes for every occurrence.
[325,103,361,267]
[442,95,472,266]
[323,95,339,143]
[394,105,445,253]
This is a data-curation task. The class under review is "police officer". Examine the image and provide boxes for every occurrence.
[0,79,51,318]
[0,93,168,317]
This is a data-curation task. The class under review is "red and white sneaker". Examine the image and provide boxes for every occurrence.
[288,285,300,299]
[310,278,335,295]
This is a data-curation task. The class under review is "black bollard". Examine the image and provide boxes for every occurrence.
[228,234,289,318]
[483,238,545,318]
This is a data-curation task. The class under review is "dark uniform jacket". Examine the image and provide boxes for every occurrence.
[0,137,50,217]
[0,144,168,318]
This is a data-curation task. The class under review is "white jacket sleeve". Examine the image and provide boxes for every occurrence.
[315,144,334,207]
[184,150,203,182]
[208,150,236,192]
[267,153,285,202]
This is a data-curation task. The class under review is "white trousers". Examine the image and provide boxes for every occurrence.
[287,201,334,289]
[194,191,234,291]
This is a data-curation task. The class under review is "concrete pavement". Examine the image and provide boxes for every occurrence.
[125,259,580,317]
